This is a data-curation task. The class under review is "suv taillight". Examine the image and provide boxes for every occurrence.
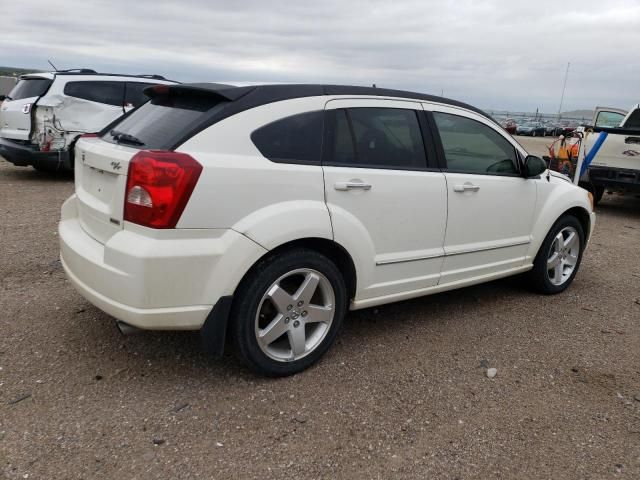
[124,150,202,229]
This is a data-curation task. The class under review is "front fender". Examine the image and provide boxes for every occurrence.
[527,180,593,261]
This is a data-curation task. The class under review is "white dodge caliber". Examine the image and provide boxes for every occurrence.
[59,84,596,376]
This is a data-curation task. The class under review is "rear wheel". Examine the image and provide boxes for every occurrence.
[527,216,584,294]
[230,248,347,377]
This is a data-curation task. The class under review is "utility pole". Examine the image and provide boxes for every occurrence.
[557,62,570,120]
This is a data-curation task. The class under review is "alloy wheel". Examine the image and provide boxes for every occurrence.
[254,268,335,362]
[546,226,580,286]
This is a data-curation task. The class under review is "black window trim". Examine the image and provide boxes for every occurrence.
[321,107,436,172]
[428,110,525,178]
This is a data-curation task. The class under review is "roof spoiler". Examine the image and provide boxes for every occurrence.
[143,83,255,102]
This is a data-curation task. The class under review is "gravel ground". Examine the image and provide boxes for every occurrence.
[1,137,639,479]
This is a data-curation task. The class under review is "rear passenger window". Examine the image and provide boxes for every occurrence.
[251,111,323,164]
[328,108,427,170]
[124,82,152,108]
[63,81,124,107]
[433,112,518,175]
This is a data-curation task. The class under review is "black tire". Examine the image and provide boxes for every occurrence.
[229,248,347,377]
[532,131,537,137]
[594,186,605,205]
[527,215,585,294]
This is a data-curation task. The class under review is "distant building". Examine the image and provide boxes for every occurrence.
[0,76,18,96]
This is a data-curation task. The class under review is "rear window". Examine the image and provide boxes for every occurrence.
[7,78,52,100]
[102,94,225,150]
[64,81,124,107]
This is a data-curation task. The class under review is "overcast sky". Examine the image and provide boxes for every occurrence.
[1,0,638,112]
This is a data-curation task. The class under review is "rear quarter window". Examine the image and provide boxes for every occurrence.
[251,111,324,164]
[64,81,124,107]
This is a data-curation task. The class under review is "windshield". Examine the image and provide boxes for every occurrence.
[7,78,52,101]
[102,93,226,150]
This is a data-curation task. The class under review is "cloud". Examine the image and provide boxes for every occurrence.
[1,0,638,111]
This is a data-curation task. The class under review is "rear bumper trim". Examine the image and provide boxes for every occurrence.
[0,137,71,169]
[60,253,212,330]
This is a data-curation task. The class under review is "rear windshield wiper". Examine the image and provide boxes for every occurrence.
[110,129,144,146]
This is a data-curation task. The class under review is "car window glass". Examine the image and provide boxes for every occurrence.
[623,109,640,130]
[7,78,52,100]
[125,82,153,108]
[595,111,625,128]
[434,112,518,175]
[330,108,426,169]
[102,94,226,150]
[333,110,356,164]
[251,111,323,164]
[63,81,125,107]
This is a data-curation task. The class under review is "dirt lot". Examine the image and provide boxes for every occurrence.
[1,137,639,479]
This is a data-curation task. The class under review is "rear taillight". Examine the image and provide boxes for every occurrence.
[124,150,202,229]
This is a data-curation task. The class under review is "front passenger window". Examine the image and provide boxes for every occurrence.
[433,112,518,175]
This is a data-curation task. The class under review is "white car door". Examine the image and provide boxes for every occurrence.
[427,105,537,284]
[322,98,447,302]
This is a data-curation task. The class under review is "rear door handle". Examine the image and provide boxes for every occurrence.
[334,181,372,191]
[453,184,480,193]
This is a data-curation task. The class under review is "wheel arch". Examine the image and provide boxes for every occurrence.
[240,237,358,301]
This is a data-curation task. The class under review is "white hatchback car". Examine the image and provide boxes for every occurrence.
[59,84,595,376]
[0,69,177,171]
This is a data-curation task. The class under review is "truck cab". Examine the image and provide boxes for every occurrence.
[582,104,640,201]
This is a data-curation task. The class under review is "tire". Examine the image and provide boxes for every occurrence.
[532,131,537,137]
[229,248,347,377]
[527,215,585,294]
[594,186,605,205]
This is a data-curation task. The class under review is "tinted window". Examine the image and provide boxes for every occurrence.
[329,108,426,169]
[7,78,52,100]
[433,112,518,175]
[623,109,640,130]
[251,111,323,164]
[64,81,124,107]
[125,82,152,108]
[102,94,225,150]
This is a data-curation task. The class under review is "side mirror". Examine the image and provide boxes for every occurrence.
[524,155,547,178]
[0,95,6,102]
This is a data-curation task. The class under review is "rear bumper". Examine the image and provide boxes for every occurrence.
[589,166,640,191]
[59,195,267,330]
[0,137,71,169]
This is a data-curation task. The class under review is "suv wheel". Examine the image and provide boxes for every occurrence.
[528,215,584,294]
[230,248,347,376]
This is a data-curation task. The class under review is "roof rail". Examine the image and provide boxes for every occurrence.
[59,68,97,73]
[136,74,167,80]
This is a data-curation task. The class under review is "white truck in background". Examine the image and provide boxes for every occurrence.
[580,104,640,203]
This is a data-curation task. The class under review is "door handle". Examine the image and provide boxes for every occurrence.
[334,181,372,191]
[453,184,480,193]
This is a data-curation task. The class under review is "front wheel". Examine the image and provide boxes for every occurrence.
[527,216,585,294]
[229,248,347,377]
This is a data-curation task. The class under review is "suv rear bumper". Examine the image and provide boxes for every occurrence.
[589,166,640,191]
[58,195,267,330]
[0,137,71,170]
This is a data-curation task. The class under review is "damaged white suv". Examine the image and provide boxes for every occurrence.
[0,69,177,171]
